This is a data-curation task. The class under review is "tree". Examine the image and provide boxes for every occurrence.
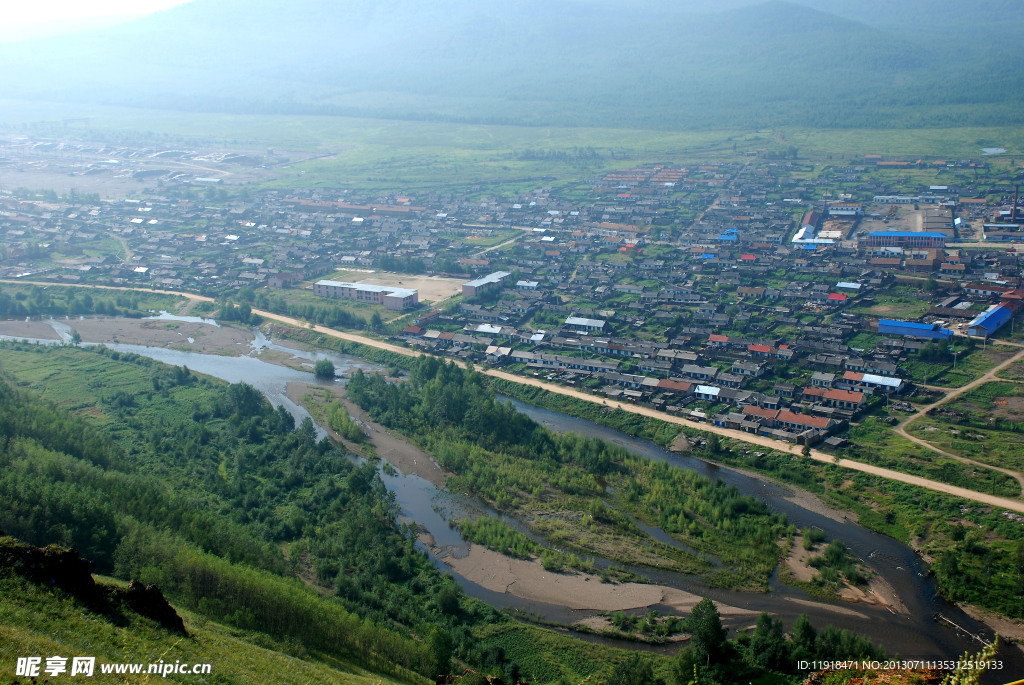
[425,627,452,677]
[688,598,726,668]
[370,311,384,331]
[748,612,790,672]
[791,614,817,665]
[706,433,721,455]
[607,653,655,685]
[313,358,335,378]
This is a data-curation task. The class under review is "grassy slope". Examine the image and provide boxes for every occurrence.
[0,570,408,685]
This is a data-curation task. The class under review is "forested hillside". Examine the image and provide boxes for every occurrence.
[0,0,1019,129]
[0,342,479,679]
[0,342,893,684]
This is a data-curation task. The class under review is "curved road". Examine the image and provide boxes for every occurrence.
[5,280,1024,514]
[895,345,1024,493]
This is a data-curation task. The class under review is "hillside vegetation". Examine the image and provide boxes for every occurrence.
[0,342,481,679]
[0,0,1020,129]
[0,535,408,685]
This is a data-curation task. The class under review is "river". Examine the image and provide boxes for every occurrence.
[502,399,1024,669]
[10,319,1019,674]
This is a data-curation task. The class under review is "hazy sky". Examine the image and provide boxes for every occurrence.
[1,0,195,41]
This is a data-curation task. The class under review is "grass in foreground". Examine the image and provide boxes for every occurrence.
[0,569,410,685]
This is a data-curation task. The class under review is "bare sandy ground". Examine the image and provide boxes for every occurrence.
[432,541,757,617]
[356,273,463,303]
[959,604,1024,652]
[337,392,447,488]
[67,316,253,353]
[284,381,447,489]
[785,536,818,583]
[0,319,61,340]
[785,536,907,614]
[840,575,908,615]
[784,597,870,619]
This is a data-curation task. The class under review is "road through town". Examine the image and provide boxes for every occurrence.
[5,280,1023,513]
[253,304,1024,514]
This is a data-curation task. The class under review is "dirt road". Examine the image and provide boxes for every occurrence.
[6,281,1024,514]
[257,313,1024,514]
[895,345,1024,492]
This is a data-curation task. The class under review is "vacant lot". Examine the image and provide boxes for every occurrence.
[357,273,463,303]
[314,270,463,304]
[997,358,1024,381]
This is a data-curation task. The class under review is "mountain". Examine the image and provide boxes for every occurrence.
[0,0,1021,129]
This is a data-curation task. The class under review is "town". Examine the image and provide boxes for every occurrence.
[3,136,1023,454]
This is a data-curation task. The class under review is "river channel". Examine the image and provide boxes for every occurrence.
[7,319,1020,675]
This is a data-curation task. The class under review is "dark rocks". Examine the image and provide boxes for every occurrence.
[0,535,186,636]
[125,581,187,635]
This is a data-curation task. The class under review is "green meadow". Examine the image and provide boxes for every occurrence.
[3,99,1021,195]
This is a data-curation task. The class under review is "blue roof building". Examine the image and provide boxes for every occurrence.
[878,319,953,340]
[967,305,1012,338]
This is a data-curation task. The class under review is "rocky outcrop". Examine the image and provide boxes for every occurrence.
[125,580,187,635]
[0,533,186,636]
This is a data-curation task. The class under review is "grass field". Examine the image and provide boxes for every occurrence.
[445,229,522,248]
[996,358,1024,381]
[4,99,1022,194]
[842,417,1019,497]
[849,292,933,321]
[259,285,391,321]
[901,345,1010,388]
[907,418,1024,474]
[906,381,1024,472]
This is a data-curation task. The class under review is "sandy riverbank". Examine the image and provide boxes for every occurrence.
[0,319,61,340]
[0,315,255,353]
[959,604,1024,652]
[284,381,447,489]
[431,540,756,617]
[784,536,907,614]
[74,317,253,353]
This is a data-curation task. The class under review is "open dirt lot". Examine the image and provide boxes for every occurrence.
[993,396,1024,421]
[315,270,463,304]
[358,273,463,303]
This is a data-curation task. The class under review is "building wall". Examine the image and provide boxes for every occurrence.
[314,281,418,310]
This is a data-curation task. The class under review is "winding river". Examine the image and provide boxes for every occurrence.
[5,319,1021,675]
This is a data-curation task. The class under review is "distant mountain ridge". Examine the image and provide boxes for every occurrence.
[0,0,1020,129]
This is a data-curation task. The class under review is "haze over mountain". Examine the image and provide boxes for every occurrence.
[1,0,1020,129]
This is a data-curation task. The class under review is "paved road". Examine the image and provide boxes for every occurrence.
[6,280,1024,513]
